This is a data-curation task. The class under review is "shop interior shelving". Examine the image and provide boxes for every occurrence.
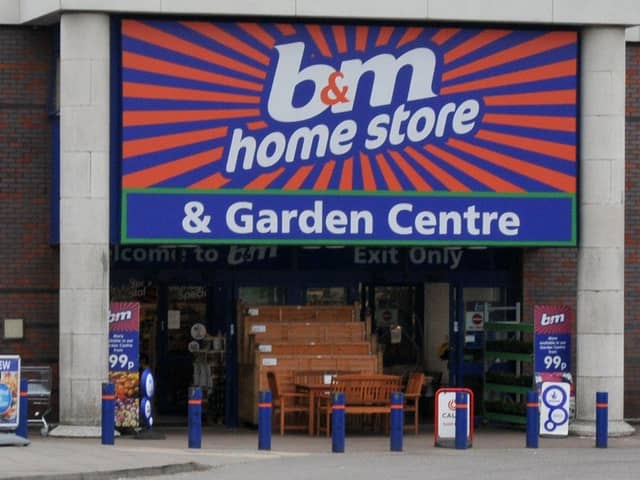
[482,302,533,426]
[192,334,226,424]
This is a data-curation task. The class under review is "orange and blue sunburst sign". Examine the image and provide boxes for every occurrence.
[119,20,578,246]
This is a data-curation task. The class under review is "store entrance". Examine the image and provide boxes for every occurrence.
[448,284,522,414]
[159,285,209,415]
[151,284,232,425]
[110,247,523,429]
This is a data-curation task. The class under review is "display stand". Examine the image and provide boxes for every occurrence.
[135,368,165,440]
[434,387,474,448]
[0,355,28,446]
[482,303,533,426]
[192,334,225,424]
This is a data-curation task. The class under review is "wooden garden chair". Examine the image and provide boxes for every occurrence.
[403,371,426,435]
[267,371,310,435]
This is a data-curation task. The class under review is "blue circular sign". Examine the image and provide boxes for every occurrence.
[542,385,567,409]
[140,396,152,427]
[140,369,155,398]
[0,384,11,414]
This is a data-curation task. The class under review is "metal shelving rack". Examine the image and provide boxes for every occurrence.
[192,335,226,424]
[482,302,534,425]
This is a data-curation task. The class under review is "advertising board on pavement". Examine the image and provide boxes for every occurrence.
[539,381,570,436]
[534,305,573,435]
[435,388,473,447]
[0,355,21,430]
[109,302,141,429]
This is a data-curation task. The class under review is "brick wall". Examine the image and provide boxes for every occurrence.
[522,248,578,317]
[626,43,640,419]
[0,27,59,418]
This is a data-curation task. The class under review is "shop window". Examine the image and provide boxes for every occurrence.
[306,287,347,305]
[165,285,208,411]
[372,286,419,368]
[239,287,285,305]
[167,286,208,353]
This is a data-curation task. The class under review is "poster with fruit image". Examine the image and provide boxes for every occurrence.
[109,302,140,428]
[0,355,20,429]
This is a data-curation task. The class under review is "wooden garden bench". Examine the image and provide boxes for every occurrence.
[315,374,403,436]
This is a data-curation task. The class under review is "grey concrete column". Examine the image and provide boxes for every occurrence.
[55,13,110,435]
[572,27,634,436]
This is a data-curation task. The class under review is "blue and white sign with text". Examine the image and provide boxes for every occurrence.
[540,381,570,436]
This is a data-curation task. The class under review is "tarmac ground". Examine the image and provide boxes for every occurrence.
[2,423,640,480]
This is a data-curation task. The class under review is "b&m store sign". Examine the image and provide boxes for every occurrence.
[119,20,578,246]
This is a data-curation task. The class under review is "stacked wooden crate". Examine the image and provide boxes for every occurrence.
[237,304,380,425]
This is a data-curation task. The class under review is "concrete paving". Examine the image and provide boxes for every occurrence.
[1,424,640,480]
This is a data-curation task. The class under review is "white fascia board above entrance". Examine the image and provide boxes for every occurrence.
[6,0,640,27]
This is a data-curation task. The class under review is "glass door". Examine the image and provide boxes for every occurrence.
[159,285,208,415]
[367,285,422,373]
[449,284,520,414]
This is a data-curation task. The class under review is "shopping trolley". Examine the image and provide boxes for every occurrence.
[21,366,52,436]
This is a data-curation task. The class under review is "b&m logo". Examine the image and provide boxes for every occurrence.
[540,312,566,326]
[108,303,140,332]
[120,21,577,193]
[225,40,481,175]
[534,305,572,335]
[109,309,133,324]
[267,42,439,121]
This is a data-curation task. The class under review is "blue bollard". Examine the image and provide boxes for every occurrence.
[455,391,468,450]
[258,390,272,451]
[596,391,608,448]
[526,390,539,448]
[332,392,345,453]
[16,378,28,439]
[188,387,202,449]
[101,382,115,446]
[390,391,403,452]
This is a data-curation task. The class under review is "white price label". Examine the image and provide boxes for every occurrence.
[543,355,567,371]
[109,353,134,370]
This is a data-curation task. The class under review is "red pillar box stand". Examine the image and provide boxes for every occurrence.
[434,387,474,448]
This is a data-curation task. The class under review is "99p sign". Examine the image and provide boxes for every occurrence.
[542,354,568,372]
[109,353,135,371]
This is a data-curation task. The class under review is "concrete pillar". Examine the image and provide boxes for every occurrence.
[572,27,634,436]
[55,13,110,435]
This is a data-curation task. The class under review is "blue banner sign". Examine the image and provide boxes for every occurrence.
[124,191,574,245]
[534,305,572,374]
[119,20,578,246]
[109,303,140,373]
[108,302,141,428]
